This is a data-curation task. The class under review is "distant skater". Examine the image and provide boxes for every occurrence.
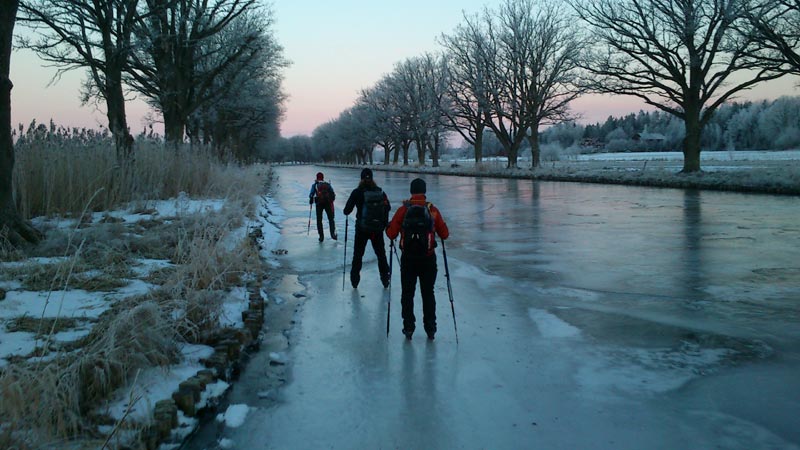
[386,178,449,340]
[343,168,391,289]
[309,172,337,242]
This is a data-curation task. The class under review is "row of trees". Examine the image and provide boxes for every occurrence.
[310,0,799,174]
[19,0,287,158]
[543,96,800,152]
[312,0,583,169]
[1,0,288,246]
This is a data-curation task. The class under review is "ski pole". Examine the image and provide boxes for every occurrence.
[440,237,459,345]
[387,240,395,337]
[307,203,312,236]
[342,215,348,290]
[391,238,401,266]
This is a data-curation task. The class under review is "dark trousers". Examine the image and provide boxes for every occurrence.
[400,253,438,334]
[316,202,336,238]
[351,228,390,282]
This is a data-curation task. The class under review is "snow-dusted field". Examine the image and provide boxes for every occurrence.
[576,149,800,161]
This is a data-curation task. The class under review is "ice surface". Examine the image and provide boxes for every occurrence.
[183,165,800,450]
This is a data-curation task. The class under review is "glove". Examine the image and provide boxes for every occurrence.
[309,198,314,205]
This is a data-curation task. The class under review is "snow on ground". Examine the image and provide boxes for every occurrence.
[576,149,800,162]
[0,192,283,439]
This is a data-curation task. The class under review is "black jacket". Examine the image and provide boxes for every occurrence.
[343,182,391,230]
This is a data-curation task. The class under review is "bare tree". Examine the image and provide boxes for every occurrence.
[440,14,491,164]
[387,55,448,166]
[359,82,405,165]
[443,1,583,168]
[127,0,261,145]
[573,0,788,172]
[1,0,41,246]
[747,0,800,73]
[519,0,585,168]
[190,9,287,159]
[19,0,143,159]
[473,2,530,168]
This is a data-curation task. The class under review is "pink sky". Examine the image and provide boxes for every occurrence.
[10,1,800,138]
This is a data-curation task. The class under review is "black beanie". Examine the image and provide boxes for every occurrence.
[361,168,373,180]
[410,178,426,194]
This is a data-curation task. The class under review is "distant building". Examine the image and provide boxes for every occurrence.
[580,138,603,148]
[632,132,666,142]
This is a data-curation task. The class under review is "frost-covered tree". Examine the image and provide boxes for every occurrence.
[19,0,142,159]
[573,0,788,172]
[127,0,263,145]
[1,0,41,246]
[360,80,423,166]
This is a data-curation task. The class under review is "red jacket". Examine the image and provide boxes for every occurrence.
[386,194,449,256]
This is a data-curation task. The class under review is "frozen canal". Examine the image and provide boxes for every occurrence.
[187,165,799,449]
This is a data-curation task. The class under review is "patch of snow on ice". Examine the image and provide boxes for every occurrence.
[576,343,734,397]
[528,309,581,338]
[269,352,288,365]
[216,404,250,428]
[198,380,230,410]
[218,438,235,449]
[254,195,285,260]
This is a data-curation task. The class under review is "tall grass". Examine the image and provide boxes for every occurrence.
[2,122,269,448]
[12,122,258,219]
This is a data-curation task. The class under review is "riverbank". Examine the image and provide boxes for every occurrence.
[323,154,800,196]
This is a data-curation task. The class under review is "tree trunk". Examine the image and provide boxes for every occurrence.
[528,125,541,169]
[415,138,426,166]
[163,104,185,146]
[432,134,440,168]
[682,108,702,173]
[382,143,392,165]
[392,140,400,165]
[507,144,519,168]
[105,68,133,161]
[402,141,410,166]
[0,0,41,246]
[474,125,484,163]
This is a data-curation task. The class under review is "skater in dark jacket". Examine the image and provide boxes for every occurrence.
[309,172,337,242]
[386,178,449,340]
[343,168,391,289]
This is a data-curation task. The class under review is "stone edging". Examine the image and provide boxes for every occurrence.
[137,226,267,449]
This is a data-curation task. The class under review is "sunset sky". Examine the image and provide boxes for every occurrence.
[9,0,800,138]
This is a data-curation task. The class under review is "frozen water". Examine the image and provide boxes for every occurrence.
[185,165,800,450]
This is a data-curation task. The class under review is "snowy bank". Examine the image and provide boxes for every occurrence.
[321,151,800,195]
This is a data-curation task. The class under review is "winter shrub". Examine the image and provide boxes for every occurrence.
[606,139,637,152]
[539,143,563,162]
[775,127,800,150]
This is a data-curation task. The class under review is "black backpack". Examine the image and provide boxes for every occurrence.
[358,189,387,232]
[315,181,334,204]
[401,202,434,256]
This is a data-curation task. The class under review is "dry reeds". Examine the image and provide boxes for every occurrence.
[0,300,179,446]
[4,124,269,447]
[12,123,261,219]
